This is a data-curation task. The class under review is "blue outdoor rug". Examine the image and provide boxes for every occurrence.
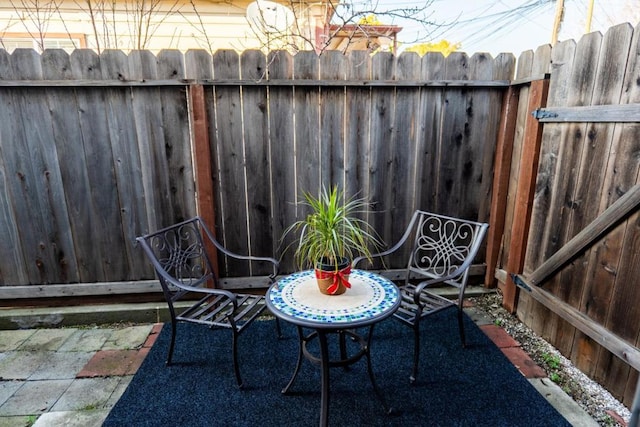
[103,308,570,426]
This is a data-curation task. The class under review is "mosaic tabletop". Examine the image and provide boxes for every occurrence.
[267,269,401,328]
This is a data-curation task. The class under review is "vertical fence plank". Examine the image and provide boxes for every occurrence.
[485,85,519,288]
[185,50,218,275]
[436,52,469,216]
[42,49,91,283]
[388,51,421,261]
[589,23,640,401]
[479,53,515,224]
[70,49,128,281]
[344,51,372,237]
[555,26,632,375]
[547,35,606,349]
[267,50,295,271]
[418,52,445,215]
[11,49,75,284]
[129,50,170,232]
[523,41,577,274]
[513,46,551,327]
[319,51,347,190]
[460,53,495,222]
[240,49,273,273]
[393,52,422,234]
[156,50,195,224]
[0,49,28,285]
[212,50,247,273]
[502,76,550,313]
[369,52,396,247]
[293,51,321,197]
[100,49,149,278]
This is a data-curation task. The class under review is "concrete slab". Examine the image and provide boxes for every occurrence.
[0,331,36,352]
[0,415,35,427]
[58,329,112,352]
[29,352,95,380]
[0,352,50,380]
[0,379,72,416]
[0,382,23,407]
[32,409,109,427]
[105,376,133,408]
[463,306,494,326]
[51,377,121,411]
[18,329,76,351]
[102,325,154,350]
[529,378,599,427]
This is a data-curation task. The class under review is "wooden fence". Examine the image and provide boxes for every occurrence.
[1,22,640,406]
[0,47,514,286]
[489,23,640,406]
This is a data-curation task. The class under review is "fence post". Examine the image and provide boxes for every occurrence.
[188,83,219,276]
[502,77,550,313]
[485,86,520,288]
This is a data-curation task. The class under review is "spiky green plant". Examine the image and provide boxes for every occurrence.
[284,185,382,270]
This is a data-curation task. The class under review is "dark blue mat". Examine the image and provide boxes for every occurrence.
[104,308,570,426]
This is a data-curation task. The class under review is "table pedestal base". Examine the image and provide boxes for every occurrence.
[282,324,393,427]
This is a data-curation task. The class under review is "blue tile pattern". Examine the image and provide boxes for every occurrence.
[268,269,400,325]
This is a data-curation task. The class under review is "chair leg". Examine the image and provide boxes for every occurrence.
[411,323,420,384]
[231,330,244,389]
[166,321,177,365]
[457,308,466,348]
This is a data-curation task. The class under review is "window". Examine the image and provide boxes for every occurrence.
[0,33,87,53]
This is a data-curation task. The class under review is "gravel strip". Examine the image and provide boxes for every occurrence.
[470,292,632,427]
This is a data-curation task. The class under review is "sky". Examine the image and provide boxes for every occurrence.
[368,0,638,57]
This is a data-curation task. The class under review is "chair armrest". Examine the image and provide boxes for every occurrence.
[197,216,280,280]
[155,266,238,301]
[353,211,422,268]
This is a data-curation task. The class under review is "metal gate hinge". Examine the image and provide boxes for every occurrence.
[532,109,558,120]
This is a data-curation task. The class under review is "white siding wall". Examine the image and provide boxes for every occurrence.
[0,0,322,53]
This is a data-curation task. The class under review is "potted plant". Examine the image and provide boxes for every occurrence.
[283,185,382,295]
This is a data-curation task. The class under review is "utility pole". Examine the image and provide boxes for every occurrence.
[551,0,564,45]
[585,0,594,33]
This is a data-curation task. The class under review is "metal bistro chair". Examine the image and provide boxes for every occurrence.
[136,216,279,389]
[354,210,488,384]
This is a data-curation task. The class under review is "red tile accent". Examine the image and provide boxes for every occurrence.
[500,347,547,378]
[77,350,141,378]
[143,323,164,348]
[126,347,151,374]
[479,324,521,348]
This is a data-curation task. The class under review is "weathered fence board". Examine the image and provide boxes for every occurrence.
[498,23,640,406]
[560,25,633,388]
[100,49,152,279]
[240,49,273,275]
[267,50,296,272]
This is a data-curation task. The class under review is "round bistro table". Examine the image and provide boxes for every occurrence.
[266,269,401,427]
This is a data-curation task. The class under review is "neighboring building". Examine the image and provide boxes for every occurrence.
[0,0,401,54]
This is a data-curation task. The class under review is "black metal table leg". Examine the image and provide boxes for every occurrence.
[318,330,330,427]
[282,325,305,394]
[364,324,393,414]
